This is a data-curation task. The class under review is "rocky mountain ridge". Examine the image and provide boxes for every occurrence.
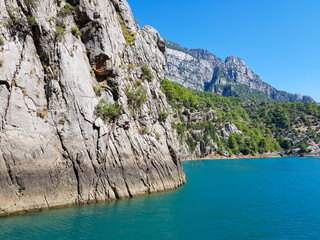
[165,40,315,103]
[0,0,185,216]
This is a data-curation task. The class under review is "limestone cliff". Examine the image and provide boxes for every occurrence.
[165,40,315,103]
[0,0,185,215]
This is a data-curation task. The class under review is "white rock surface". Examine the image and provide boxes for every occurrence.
[0,0,185,215]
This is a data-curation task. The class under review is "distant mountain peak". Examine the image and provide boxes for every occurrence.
[225,55,244,64]
[164,39,315,103]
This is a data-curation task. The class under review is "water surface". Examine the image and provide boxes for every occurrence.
[1,157,320,239]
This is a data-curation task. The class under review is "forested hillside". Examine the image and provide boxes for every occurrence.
[162,79,320,158]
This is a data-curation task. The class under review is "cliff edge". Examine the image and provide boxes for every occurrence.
[0,0,185,215]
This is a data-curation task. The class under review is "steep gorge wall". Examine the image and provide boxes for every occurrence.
[0,0,185,215]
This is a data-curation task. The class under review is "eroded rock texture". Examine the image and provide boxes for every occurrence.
[0,0,185,215]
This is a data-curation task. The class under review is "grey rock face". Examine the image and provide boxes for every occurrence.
[0,0,185,215]
[225,122,242,135]
[165,40,315,103]
[308,141,320,155]
[175,114,242,159]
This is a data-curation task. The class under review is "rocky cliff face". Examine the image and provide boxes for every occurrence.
[165,40,315,103]
[0,0,185,215]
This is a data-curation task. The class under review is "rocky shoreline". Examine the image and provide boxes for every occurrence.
[182,153,320,162]
[0,185,184,217]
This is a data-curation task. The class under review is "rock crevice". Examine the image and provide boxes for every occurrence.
[0,0,185,215]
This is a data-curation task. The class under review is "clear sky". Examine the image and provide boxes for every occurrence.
[127,0,320,102]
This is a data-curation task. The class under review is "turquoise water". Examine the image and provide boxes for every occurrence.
[1,157,320,239]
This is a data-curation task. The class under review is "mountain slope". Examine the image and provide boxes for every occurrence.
[161,79,320,160]
[165,40,314,103]
[0,0,185,215]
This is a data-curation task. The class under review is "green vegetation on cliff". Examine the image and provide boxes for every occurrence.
[162,79,320,156]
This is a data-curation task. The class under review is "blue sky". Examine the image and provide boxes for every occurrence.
[127,0,320,102]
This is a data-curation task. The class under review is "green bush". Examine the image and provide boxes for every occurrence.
[128,63,136,69]
[300,144,308,153]
[26,15,37,27]
[155,132,161,140]
[0,60,3,67]
[141,65,153,81]
[55,26,66,41]
[93,85,105,97]
[94,99,124,121]
[0,37,4,46]
[186,137,196,152]
[24,0,38,8]
[125,84,147,109]
[7,7,22,25]
[239,146,251,155]
[140,127,149,134]
[71,26,82,36]
[60,3,75,17]
[217,149,226,156]
[135,79,142,86]
[227,134,239,152]
[117,14,135,46]
[278,137,292,150]
[159,108,169,121]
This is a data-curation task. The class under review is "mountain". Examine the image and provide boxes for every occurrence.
[164,40,315,103]
[0,0,185,215]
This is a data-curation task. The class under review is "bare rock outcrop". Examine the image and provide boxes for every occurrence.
[0,0,185,215]
[164,40,315,103]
